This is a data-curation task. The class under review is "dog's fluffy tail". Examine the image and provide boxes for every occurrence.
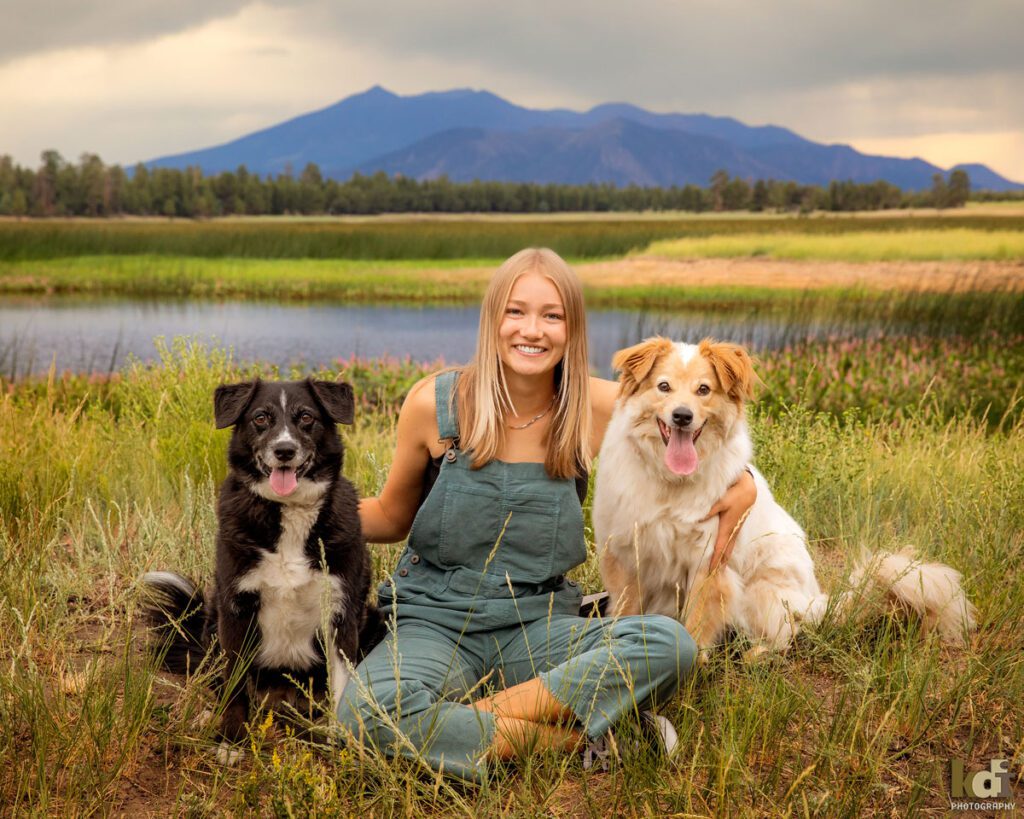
[142,571,211,674]
[805,549,977,646]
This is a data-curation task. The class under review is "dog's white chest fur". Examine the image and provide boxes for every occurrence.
[236,499,345,670]
[595,410,737,558]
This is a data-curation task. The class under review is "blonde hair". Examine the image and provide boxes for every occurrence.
[457,247,592,479]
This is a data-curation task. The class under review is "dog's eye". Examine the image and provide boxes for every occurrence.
[299,412,315,427]
[657,381,671,393]
[697,384,711,396]
[252,412,269,428]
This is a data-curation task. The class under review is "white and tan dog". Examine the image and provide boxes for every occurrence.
[594,337,976,656]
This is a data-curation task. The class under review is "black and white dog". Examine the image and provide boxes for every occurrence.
[144,378,382,762]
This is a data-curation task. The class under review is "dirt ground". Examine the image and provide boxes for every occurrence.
[430,256,1024,293]
[575,256,1024,293]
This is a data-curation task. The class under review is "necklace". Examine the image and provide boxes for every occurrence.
[508,396,556,430]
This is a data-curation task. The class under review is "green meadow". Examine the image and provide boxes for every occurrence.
[647,227,1024,262]
[2,215,1021,312]
[2,334,1022,815]
[1,214,1023,815]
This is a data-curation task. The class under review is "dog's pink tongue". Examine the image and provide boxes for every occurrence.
[269,467,298,496]
[665,428,699,475]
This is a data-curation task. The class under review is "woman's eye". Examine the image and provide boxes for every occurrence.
[506,307,523,316]
[657,381,671,393]
[545,313,564,321]
[697,384,711,396]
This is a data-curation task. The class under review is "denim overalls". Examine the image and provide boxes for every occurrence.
[338,371,696,781]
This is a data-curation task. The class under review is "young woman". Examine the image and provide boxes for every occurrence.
[338,248,756,780]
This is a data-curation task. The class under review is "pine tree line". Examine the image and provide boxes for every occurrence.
[0,150,972,218]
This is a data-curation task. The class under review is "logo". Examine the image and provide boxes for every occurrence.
[949,758,1015,811]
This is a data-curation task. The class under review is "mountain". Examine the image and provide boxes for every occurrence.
[144,87,1024,191]
[575,103,810,149]
[950,163,1019,192]
[146,86,577,179]
[354,118,782,187]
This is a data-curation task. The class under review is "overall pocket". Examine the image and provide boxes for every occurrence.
[498,491,560,582]
[437,483,504,570]
[438,484,560,582]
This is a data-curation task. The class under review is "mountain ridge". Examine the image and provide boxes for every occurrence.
[144,86,1023,191]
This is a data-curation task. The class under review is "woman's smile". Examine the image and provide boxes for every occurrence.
[499,272,567,375]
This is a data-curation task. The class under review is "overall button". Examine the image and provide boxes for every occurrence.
[399,568,409,577]
[410,554,421,564]
[445,450,457,463]
[568,579,578,588]
[383,578,392,587]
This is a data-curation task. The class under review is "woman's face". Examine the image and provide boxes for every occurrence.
[498,271,568,379]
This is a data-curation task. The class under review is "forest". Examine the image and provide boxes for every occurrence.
[0,151,976,218]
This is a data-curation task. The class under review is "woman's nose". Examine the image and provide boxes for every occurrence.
[522,315,542,337]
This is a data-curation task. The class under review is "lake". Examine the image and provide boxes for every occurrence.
[0,295,945,378]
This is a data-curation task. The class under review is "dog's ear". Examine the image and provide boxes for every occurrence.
[612,337,676,397]
[309,379,355,425]
[699,339,759,402]
[214,380,259,429]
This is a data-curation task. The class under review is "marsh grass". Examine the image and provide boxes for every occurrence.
[3,214,1024,262]
[0,255,498,302]
[1,341,1022,815]
[645,228,1024,262]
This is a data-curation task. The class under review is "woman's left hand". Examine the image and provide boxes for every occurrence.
[701,469,757,572]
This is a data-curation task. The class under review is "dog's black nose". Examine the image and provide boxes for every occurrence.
[672,406,694,427]
[274,445,297,462]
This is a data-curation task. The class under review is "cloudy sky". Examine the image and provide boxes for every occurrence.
[1,0,1022,181]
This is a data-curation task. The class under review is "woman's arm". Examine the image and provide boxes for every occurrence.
[358,377,436,543]
[702,469,757,571]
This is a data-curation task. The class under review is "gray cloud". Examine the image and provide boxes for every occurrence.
[296,0,1024,105]
[5,0,1022,131]
[0,0,257,61]
[9,0,1024,87]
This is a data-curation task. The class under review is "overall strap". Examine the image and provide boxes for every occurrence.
[434,370,461,447]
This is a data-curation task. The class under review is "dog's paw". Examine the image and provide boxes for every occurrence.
[216,741,245,766]
[697,647,715,666]
[196,708,216,730]
[742,644,775,664]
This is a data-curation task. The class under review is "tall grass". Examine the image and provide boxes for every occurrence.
[645,228,1024,262]
[0,255,496,302]
[1,342,1021,814]
[3,214,1024,261]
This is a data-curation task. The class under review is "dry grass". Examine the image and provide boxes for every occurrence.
[578,256,1024,293]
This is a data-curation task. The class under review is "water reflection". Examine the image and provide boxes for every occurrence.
[0,294,968,379]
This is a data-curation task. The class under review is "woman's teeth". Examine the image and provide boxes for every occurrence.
[515,345,545,354]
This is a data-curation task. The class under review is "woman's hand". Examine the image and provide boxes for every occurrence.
[701,469,757,572]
